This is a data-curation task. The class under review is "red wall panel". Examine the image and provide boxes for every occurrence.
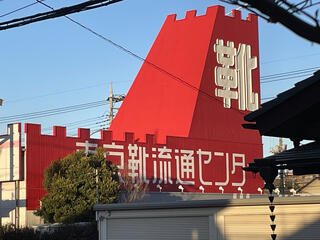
[25,124,263,210]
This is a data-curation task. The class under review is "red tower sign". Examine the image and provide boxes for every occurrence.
[110,6,261,145]
[24,6,263,210]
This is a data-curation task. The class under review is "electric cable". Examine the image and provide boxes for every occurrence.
[261,53,320,65]
[4,1,315,117]
[261,73,313,84]
[6,83,107,104]
[261,96,275,101]
[0,0,123,30]
[0,0,46,18]
[5,80,130,104]
[38,1,249,116]
[41,115,107,133]
[38,1,320,115]
[260,66,319,83]
[0,100,107,124]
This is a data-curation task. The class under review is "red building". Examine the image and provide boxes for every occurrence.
[0,5,263,227]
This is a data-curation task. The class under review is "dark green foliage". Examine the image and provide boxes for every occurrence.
[0,223,98,240]
[35,148,120,223]
[0,224,35,240]
[37,222,98,240]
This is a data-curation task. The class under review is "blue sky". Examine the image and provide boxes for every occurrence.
[1,0,319,155]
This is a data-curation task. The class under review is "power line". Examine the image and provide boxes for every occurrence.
[6,83,107,104]
[261,96,275,101]
[261,66,318,80]
[4,1,312,115]
[259,67,319,102]
[5,80,131,104]
[5,64,311,105]
[261,73,313,84]
[4,65,315,106]
[56,84,124,135]
[0,0,123,30]
[39,1,318,114]
[261,53,320,65]
[260,66,319,83]
[41,115,106,133]
[0,100,107,124]
[0,0,45,18]
[38,1,248,116]
[68,121,108,132]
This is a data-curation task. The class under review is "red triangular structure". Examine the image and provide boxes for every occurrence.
[110,6,261,145]
[20,6,266,213]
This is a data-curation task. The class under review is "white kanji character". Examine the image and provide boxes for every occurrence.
[76,140,97,155]
[127,144,149,184]
[214,38,259,111]
[140,146,150,184]
[231,153,246,186]
[236,44,258,111]
[128,144,140,183]
[214,39,238,108]
[152,146,173,185]
[103,142,124,182]
[176,149,195,185]
[158,146,172,159]
[197,149,212,186]
[214,152,229,186]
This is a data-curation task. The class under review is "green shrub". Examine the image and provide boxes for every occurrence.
[35,148,120,223]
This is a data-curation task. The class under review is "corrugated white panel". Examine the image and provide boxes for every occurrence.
[277,213,320,240]
[107,216,209,240]
[224,213,320,240]
[224,214,270,240]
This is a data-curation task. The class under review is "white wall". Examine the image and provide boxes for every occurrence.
[95,197,320,240]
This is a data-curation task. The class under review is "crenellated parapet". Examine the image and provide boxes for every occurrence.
[166,5,257,24]
[24,123,263,210]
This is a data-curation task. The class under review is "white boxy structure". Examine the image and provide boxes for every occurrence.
[0,123,43,227]
[0,123,26,227]
[94,197,320,240]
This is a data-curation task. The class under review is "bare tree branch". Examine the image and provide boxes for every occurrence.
[222,0,320,44]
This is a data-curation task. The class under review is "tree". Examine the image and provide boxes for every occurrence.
[35,148,120,223]
[119,175,148,203]
[221,0,320,44]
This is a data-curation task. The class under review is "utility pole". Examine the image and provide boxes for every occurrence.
[109,82,114,124]
[270,137,287,195]
[107,82,125,125]
[90,83,125,137]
